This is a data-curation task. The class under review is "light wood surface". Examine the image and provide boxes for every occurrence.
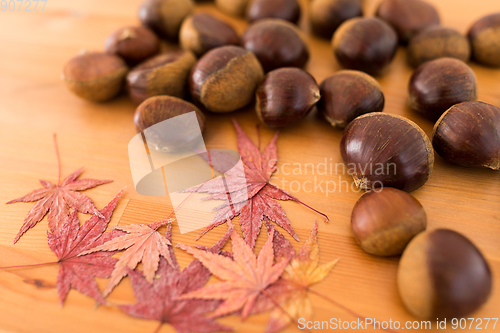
[0,0,499,332]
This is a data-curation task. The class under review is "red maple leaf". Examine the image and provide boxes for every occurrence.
[80,219,174,297]
[7,135,112,243]
[250,220,338,333]
[47,189,124,305]
[120,224,233,333]
[177,224,290,319]
[188,120,327,248]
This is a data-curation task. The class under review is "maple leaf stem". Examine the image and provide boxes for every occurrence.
[0,261,59,269]
[166,178,212,220]
[260,288,311,333]
[53,133,61,186]
[269,184,330,222]
[152,321,163,333]
[307,288,399,333]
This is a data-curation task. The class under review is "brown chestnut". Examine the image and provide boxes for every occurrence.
[310,0,363,39]
[134,96,205,152]
[376,0,440,43]
[318,70,384,128]
[408,58,477,121]
[332,17,398,76]
[432,101,500,170]
[104,26,160,65]
[189,46,264,113]
[468,13,500,67]
[216,0,250,17]
[242,19,309,72]
[407,26,470,68]
[256,68,320,128]
[127,50,196,105]
[398,229,492,320]
[340,113,434,192]
[139,0,194,40]
[247,0,301,24]
[62,52,128,102]
[179,13,239,57]
[351,187,426,256]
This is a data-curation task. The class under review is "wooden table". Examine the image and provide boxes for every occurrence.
[0,0,499,332]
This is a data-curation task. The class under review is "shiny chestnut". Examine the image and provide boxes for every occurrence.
[247,0,301,24]
[256,68,320,128]
[408,58,477,120]
[139,0,194,40]
[407,26,470,68]
[468,13,500,67]
[376,0,440,43]
[179,13,239,57]
[62,52,128,102]
[340,113,434,192]
[332,17,398,76]
[105,26,160,65]
[351,187,426,256]
[189,46,264,113]
[242,19,309,72]
[310,0,363,39]
[398,229,492,320]
[127,50,196,104]
[432,101,500,170]
[319,70,384,128]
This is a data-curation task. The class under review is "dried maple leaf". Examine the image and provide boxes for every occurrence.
[188,120,327,248]
[252,220,339,333]
[80,218,174,296]
[120,224,233,333]
[177,224,290,319]
[8,134,112,243]
[47,189,124,305]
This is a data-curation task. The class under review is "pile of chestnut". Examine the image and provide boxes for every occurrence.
[62,0,499,323]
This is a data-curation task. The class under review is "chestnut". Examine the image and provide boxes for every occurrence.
[134,96,205,152]
[408,58,477,121]
[407,26,470,68]
[139,0,194,40]
[375,0,440,43]
[62,52,128,102]
[127,50,196,105]
[179,13,239,57]
[216,0,250,17]
[332,17,398,76]
[398,229,492,320]
[467,13,500,67]
[351,187,426,256]
[189,46,264,113]
[104,26,160,65]
[246,0,301,24]
[256,68,320,128]
[318,70,384,128]
[340,113,434,192]
[242,19,309,72]
[432,101,500,170]
[310,0,363,39]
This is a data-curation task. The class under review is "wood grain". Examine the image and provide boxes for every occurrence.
[0,0,499,332]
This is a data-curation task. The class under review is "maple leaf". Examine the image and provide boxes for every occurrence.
[187,120,327,248]
[177,224,290,319]
[252,220,339,333]
[7,134,112,243]
[120,224,233,333]
[47,189,124,305]
[80,218,174,297]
